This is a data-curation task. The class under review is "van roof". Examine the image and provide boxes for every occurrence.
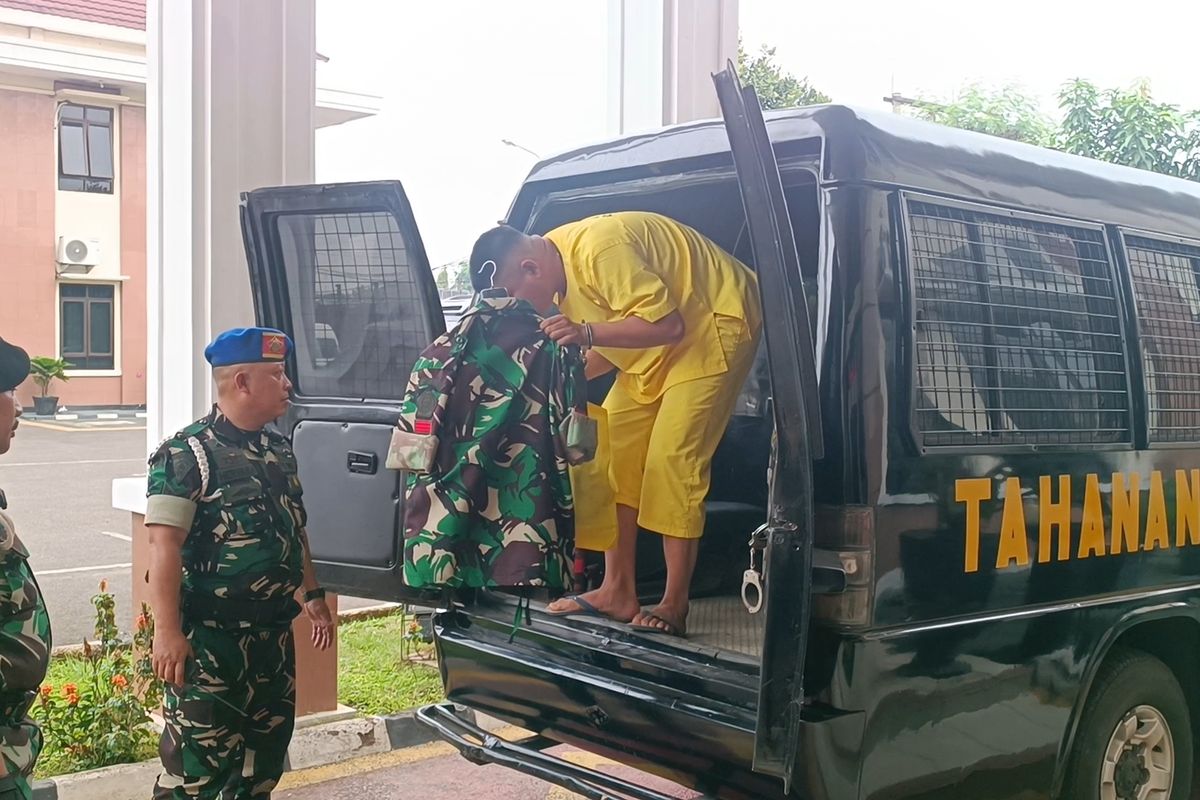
[516,104,1200,240]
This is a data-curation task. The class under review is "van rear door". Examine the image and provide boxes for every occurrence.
[240,181,444,602]
[713,65,822,794]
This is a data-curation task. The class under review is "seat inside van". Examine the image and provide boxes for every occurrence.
[526,164,822,666]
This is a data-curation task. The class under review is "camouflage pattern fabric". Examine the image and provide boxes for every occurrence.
[0,511,51,800]
[402,294,587,590]
[153,625,295,800]
[147,409,307,798]
[146,408,306,614]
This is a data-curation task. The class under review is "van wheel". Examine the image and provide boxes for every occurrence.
[1062,648,1192,800]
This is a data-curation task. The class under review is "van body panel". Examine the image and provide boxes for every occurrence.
[242,101,1200,799]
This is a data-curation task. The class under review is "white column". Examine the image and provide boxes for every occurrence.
[145,0,314,453]
[662,0,739,125]
[606,0,665,136]
[606,0,738,136]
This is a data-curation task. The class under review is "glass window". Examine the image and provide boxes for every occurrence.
[60,284,116,370]
[87,125,113,180]
[59,123,87,176]
[58,103,114,194]
[1125,235,1200,443]
[274,211,433,399]
[908,199,1130,447]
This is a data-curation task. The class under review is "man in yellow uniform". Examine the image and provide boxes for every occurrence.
[467,212,761,636]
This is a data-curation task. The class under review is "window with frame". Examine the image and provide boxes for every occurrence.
[58,104,114,194]
[1125,234,1200,443]
[907,198,1130,447]
[274,211,433,399]
[60,284,116,370]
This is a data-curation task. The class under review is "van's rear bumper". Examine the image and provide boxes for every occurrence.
[416,703,707,800]
[431,607,864,800]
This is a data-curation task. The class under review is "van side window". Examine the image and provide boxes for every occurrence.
[1125,235,1200,443]
[274,211,433,400]
[906,198,1130,448]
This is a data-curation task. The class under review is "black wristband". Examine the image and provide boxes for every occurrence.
[303,587,326,602]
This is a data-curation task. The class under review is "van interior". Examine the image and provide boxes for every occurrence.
[491,159,824,673]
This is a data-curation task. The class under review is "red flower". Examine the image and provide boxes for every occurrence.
[66,692,79,706]
[39,684,52,697]
[62,683,77,696]
[111,675,128,689]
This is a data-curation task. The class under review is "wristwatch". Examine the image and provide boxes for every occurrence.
[303,587,326,602]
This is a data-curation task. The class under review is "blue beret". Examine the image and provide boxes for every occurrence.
[204,327,292,368]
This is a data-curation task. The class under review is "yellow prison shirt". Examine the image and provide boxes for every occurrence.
[546,211,761,403]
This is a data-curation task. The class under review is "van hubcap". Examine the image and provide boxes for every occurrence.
[1101,705,1173,800]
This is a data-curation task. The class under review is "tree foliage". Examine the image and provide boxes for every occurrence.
[909,84,1056,147]
[1057,79,1200,180]
[912,79,1200,181]
[736,42,829,111]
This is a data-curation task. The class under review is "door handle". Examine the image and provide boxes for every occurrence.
[346,451,378,475]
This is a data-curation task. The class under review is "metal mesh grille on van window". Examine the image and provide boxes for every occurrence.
[907,199,1130,448]
[275,211,431,399]
[1125,235,1200,443]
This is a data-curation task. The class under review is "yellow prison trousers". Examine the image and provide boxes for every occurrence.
[603,315,760,539]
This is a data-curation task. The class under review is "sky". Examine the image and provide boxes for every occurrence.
[315,0,1200,269]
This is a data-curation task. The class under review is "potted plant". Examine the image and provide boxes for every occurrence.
[28,356,72,416]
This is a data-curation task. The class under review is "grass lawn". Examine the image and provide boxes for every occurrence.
[31,611,441,778]
[337,612,444,716]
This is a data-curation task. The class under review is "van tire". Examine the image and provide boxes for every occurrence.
[1061,648,1192,800]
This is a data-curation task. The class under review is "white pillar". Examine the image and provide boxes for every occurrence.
[606,0,738,136]
[662,0,739,125]
[145,0,314,452]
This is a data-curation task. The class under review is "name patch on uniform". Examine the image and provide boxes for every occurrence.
[262,333,287,360]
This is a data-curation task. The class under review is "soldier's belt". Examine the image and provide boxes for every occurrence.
[0,690,37,725]
[181,593,299,627]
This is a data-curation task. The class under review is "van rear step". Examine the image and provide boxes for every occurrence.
[417,703,711,800]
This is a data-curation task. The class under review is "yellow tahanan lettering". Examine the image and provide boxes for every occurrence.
[1111,472,1141,555]
[1038,474,1071,563]
[957,478,991,574]
[1078,474,1107,558]
[1145,471,1169,551]
[1176,469,1200,548]
[996,477,1030,568]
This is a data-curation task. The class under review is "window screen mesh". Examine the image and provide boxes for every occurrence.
[908,200,1130,447]
[275,212,433,400]
[1126,235,1200,443]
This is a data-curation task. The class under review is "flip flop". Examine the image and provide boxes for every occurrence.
[629,611,687,638]
[544,595,613,620]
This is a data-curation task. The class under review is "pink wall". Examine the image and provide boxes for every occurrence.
[119,105,147,406]
[0,89,58,406]
[0,89,147,409]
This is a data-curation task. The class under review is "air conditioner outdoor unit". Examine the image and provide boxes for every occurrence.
[56,236,102,267]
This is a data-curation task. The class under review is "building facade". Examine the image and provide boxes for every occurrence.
[0,0,376,409]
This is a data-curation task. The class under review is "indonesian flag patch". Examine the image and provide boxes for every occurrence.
[262,332,287,360]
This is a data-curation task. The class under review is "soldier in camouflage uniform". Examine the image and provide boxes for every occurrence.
[0,337,52,800]
[399,293,591,590]
[145,327,333,799]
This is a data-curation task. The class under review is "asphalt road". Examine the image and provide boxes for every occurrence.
[0,420,375,648]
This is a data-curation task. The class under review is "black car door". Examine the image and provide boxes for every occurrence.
[240,181,445,601]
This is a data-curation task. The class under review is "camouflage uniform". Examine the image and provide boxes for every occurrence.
[402,294,588,590]
[146,408,306,799]
[0,506,50,800]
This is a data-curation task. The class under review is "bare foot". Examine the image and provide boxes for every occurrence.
[631,605,688,636]
[545,590,640,623]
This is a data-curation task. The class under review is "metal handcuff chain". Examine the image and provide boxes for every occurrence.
[741,523,770,614]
